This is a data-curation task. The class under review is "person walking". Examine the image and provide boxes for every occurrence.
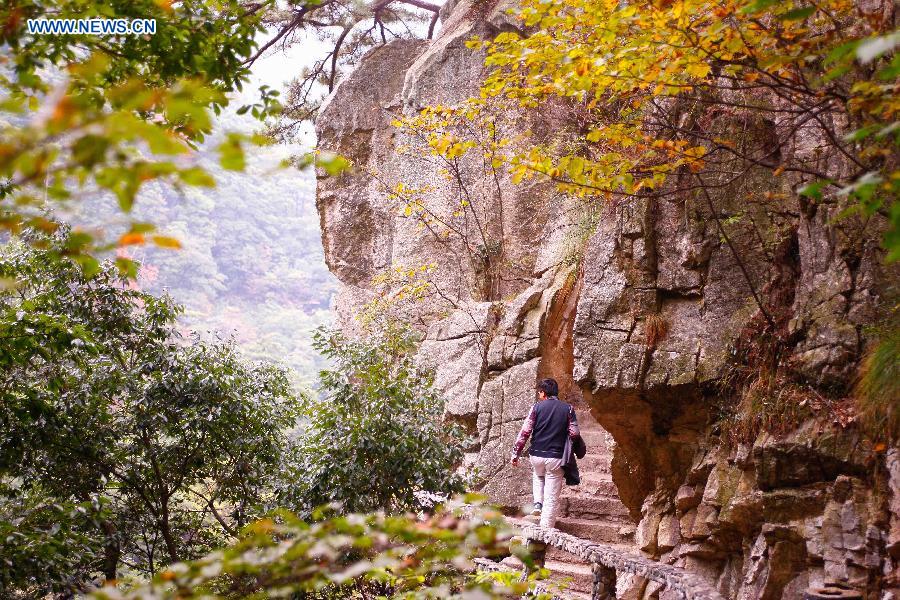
[510,377,580,528]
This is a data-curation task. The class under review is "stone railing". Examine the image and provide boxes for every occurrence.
[513,522,726,600]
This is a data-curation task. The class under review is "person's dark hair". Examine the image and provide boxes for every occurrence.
[537,378,559,398]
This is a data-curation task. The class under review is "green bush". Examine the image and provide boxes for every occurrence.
[0,234,303,589]
[277,328,469,517]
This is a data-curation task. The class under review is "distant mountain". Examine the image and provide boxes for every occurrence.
[70,109,337,386]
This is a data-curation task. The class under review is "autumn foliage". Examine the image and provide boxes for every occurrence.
[462,0,898,257]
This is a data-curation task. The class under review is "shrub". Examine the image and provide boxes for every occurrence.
[277,327,469,517]
[88,500,547,600]
[856,320,900,444]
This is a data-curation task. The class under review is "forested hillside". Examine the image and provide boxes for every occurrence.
[75,135,336,383]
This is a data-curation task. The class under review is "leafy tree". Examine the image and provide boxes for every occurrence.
[382,104,526,303]
[465,0,899,260]
[255,0,442,141]
[0,0,279,266]
[277,327,469,517]
[0,233,303,590]
[0,484,106,597]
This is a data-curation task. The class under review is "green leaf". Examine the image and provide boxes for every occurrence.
[219,136,246,171]
[127,222,157,234]
[843,125,881,142]
[779,6,815,20]
[797,179,832,200]
[71,135,110,167]
[822,63,852,82]
[114,257,139,279]
[876,122,900,139]
[824,40,859,65]
[73,255,100,278]
[316,153,351,176]
[877,53,900,80]
[741,0,779,13]
[178,167,216,187]
[886,201,900,262]
[64,231,94,251]
[250,133,274,146]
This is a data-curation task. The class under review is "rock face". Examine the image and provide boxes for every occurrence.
[314,1,899,598]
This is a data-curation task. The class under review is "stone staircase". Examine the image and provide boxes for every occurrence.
[486,414,724,600]
[531,410,636,598]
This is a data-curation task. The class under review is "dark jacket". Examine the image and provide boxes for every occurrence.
[512,397,580,459]
[562,433,587,486]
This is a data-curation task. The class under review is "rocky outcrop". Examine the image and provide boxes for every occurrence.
[314,1,899,598]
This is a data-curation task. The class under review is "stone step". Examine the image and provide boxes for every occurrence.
[500,550,594,597]
[573,453,611,473]
[558,591,591,600]
[544,542,634,568]
[544,559,594,595]
[559,494,631,520]
[555,517,634,544]
[571,473,619,497]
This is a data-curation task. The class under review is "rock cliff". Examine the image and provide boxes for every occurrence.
[314,1,899,597]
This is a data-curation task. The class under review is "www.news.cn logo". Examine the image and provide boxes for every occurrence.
[27,18,157,35]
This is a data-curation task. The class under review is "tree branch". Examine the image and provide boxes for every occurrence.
[693,172,776,330]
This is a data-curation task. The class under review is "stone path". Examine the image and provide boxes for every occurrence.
[516,523,726,600]
[481,411,726,600]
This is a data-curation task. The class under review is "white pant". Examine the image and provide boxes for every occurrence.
[530,455,563,528]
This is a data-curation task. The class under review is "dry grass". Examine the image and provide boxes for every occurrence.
[718,377,817,445]
[855,323,900,444]
[561,200,602,268]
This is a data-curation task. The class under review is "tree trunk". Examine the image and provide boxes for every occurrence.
[160,502,178,563]
[101,520,120,581]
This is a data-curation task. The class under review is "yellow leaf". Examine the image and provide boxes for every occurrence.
[152,235,182,249]
[685,62,711,79]
[575,59,591,76]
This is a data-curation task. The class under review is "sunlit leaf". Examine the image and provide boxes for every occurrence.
[151,235,182,249]
[118,233,145,246]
